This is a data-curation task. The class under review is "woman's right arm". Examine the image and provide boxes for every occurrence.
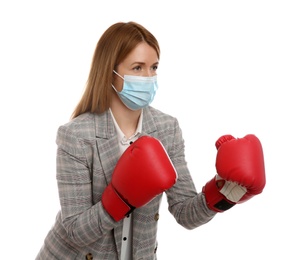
[56,124,118,247]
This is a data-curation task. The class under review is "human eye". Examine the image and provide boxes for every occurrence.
[133,65,142,71]
[152,65,158,71]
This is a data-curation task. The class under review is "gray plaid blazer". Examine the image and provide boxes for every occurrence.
[36,106,216,260]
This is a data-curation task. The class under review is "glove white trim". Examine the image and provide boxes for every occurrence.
[216,175,247,203]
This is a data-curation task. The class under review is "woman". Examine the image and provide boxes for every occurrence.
[36,21,265,260]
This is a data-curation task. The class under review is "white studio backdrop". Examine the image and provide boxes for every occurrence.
[0,1,289,259]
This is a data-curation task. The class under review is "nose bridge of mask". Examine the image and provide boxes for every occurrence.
[113,70,157,83]
[124,74,157,84]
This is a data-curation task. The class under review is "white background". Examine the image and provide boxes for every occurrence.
[1,1,289,259]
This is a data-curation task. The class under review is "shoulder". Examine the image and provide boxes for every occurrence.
[143,107,184,152]
[57,113,93,137]
[147,106,175,119]
[56,112,99,146]
[145,106,180,131]
[58,111,110,139]
[60,112,95,130]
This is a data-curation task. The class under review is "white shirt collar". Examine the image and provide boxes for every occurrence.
[109,108,143,145]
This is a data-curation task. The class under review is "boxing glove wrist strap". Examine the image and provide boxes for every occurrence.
[202,177,236,212]
[101,184,135,222]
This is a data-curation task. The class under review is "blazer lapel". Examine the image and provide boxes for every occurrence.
[141,107,158,136]
[93,111,124,255]
[93,111,120,185]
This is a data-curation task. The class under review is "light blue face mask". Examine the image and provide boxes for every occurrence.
[112,70,158,111]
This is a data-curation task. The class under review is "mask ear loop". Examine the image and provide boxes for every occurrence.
[112,70,124,93]
[111,84,119,93]
[113,70,124,80]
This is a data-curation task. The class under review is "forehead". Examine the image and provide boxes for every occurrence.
[124,42,159,64]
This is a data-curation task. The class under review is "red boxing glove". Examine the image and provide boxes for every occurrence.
[102,136,178,221]
[203,134,266,212]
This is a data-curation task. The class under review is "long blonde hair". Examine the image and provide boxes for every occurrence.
[71,21,160,119]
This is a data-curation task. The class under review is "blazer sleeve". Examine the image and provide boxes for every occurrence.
[55,124,118,247]
[164,118,217,229]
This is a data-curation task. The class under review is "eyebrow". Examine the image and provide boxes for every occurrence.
[131,61,159,66]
